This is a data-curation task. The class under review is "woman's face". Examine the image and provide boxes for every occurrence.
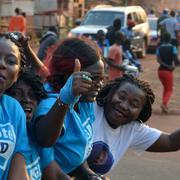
[81,60,104,102]
[104,82,146,128]
[10,80,38,121]
[0,39,20,94]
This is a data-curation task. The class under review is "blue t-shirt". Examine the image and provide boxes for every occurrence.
[0,95,30,179]
[156,43,178,70]
[34,83,95,173]
[25,123,54,180]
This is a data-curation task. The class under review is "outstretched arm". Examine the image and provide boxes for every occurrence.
[147,129,180,152]
[106,58,125,70]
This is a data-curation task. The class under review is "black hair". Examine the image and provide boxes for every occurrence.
[113,18,121,29]
[5,68,47,103]
[0,32,26,73]
[49,26,58,35]
[21,12,26,18]
[170,10,175,17]
[96,74,155,123]
[114,31,124,43]
[15,8,20,15]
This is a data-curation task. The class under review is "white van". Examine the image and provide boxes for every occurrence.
[70,6,150,57]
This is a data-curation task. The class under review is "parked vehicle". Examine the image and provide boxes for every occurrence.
[69,5,150,58]
[147,17,159,51]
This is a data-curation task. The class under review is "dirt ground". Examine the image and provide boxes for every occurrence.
[107,53,180,180]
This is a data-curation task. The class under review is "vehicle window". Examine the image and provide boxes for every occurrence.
[81,11,125,26]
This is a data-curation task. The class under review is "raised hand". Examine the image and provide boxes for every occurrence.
[72,59,92,97]
[59,59,92,105]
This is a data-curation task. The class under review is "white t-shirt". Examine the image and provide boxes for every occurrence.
[87,103,162,174]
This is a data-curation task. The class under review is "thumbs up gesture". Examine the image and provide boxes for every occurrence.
[59,59,92,105]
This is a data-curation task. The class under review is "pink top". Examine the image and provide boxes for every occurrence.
[108,44,123,80]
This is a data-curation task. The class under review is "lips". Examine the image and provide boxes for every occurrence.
[113,106,127,118]
[0,74,6,81]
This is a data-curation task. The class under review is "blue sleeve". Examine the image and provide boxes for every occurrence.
[37,147,54,170]
[14,104,30,156]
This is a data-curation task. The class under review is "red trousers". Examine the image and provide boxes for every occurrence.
[158,70,173,106]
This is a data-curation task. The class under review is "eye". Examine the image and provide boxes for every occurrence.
[28,91,36,101]
[130,100,140,108]
[10,89,22,99]
[5,56,18,65]
[118,93,126,101]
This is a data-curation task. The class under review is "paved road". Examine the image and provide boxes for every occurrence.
[107,53,180,180]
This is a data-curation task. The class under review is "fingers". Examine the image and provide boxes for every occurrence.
[73,59,81,72]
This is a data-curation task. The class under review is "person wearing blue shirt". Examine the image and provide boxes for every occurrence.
[0,32,30,179]
[96,30,110,59]
[33,37,105,179]
[156,32,180,113]
[6,68,71,180]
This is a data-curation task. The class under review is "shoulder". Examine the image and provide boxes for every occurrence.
[2,94,23,110]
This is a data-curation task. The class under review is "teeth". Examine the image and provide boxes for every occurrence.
[24,107,32,113]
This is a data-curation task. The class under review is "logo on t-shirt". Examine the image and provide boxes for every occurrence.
[27,157,42,180]
[87,141,114,174]
[0,123,16,171]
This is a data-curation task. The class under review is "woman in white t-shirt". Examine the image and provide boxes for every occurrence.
[88,74,180,175]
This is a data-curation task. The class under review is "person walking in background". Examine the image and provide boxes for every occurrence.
[121,20,135,40]
[156,33,180,113]
[106,18,122,46]
[96,30,110,59]
[107,31,125,80]
[37,26,59,61]
[157,8,169,42]
[160,10,179,48]
[8,8,26,34]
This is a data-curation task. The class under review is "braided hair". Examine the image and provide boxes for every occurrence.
[5,68,47,103]
[0,32,26,73]
[96,74,155,123]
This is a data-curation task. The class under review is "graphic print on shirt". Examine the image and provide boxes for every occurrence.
[0,123,16,171]
[87,141,114,174]
[83,117,93,160]
[27,157,42,180]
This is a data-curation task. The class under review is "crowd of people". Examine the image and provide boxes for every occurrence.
[0,6,180,180]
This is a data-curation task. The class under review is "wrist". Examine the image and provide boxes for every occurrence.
[57,97,69,108]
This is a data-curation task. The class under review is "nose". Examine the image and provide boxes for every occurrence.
[21,93,32,103]
[0,58,6,69]
[120,100,129,111]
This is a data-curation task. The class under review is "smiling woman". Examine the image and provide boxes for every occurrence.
[0,33,30,179]
[87,74,180,176]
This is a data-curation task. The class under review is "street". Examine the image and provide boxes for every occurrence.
[107,53,180,180]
